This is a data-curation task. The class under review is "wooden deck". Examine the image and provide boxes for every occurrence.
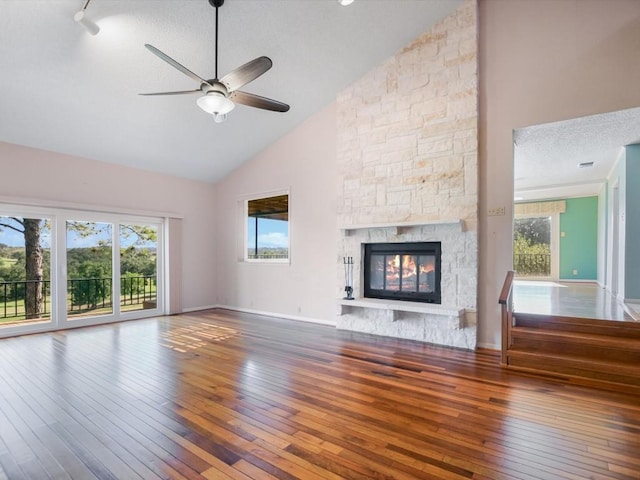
[0,309,639,479]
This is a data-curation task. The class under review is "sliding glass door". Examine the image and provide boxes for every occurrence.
[66,220,114,320]
[0,205,164,337]
[0,213,53,330]
[120,223,159,314]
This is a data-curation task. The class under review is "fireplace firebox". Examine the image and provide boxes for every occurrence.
[363,242,441,304]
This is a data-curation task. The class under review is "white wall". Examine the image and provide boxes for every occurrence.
[0,141,217,311]
[478,0,640,348]
[606,152,626,300]
[213,104,338,323]
[597,182,607,288]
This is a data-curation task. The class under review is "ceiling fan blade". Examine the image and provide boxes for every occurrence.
[145,44,210,86]
[139,89,202,96]
[220,57,273,92]
[231,90,290,113]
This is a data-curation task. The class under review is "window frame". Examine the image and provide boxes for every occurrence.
[243,190,290,264]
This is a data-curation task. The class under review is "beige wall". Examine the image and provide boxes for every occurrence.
[478,0,640,347]
[213,104,338,323]
[4,0,640,347]
[0,141,217,311]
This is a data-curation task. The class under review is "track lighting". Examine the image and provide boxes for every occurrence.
[74,0,100,36]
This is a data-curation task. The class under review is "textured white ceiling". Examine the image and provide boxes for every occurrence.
[0,0,463,183]
[514,107,640,202]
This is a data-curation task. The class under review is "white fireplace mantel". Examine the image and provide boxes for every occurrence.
[339,219,464,236]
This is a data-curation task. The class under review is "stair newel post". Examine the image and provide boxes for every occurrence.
[499,271,515,365]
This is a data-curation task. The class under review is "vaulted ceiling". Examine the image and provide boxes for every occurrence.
[0,0,463,183]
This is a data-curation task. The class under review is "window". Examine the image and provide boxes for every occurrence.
[513,212,560,280]
[246,193,289,262]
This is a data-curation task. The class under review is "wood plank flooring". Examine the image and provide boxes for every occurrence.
[0,309,639,480]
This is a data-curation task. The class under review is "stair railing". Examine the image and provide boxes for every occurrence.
[498,270,515,365]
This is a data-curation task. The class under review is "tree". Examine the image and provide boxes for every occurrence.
[513,217,551,276]
[514,216,550,246]
[0,218,44,319]
[70,261,111,309]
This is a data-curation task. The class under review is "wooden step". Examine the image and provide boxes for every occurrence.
[510,326,640,363]
[513,312,640,338]
[506,350,640,387]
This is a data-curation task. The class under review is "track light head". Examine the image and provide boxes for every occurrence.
[74,0,100,35]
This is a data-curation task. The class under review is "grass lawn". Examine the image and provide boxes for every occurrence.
[0,257,17,268]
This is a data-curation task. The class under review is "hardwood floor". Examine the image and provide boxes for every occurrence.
[0,310,639,480]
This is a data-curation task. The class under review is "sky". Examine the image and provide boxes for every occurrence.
[247,218,288,249]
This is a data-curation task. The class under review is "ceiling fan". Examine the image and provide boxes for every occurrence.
[140,0,289,123]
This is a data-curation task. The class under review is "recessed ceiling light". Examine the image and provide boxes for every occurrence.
[338,0,355,5]
[578,161,594,168]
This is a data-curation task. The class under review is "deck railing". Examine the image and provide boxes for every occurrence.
[0,275,156,320]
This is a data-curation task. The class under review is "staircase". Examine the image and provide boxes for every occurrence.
[507,313,640,393]
[499,272,640,393]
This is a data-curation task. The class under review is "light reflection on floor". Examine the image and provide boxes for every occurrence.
[513,280,637,321]
[160,322,239,352]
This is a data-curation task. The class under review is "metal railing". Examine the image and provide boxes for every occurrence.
[514,253,551,276]
[0,275,156,320]
[247,253,289,259]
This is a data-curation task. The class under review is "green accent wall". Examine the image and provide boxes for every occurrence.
[560,196,598,280]
[625,145,640,299]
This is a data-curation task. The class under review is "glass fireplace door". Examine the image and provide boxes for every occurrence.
[364,242,441,303]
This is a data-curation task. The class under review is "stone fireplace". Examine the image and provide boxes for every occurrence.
[337,220,476,349]
[336,0,478,350]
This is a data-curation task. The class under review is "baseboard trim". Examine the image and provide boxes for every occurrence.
[181,305,217,313]
[557,279,598,283]
[213,305,337,326]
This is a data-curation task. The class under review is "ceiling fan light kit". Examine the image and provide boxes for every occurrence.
[141,0,289,123]
[74,0,100,35]
[197,92,235,116]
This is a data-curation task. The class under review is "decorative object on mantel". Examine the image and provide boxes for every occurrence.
[343,256,354,300]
